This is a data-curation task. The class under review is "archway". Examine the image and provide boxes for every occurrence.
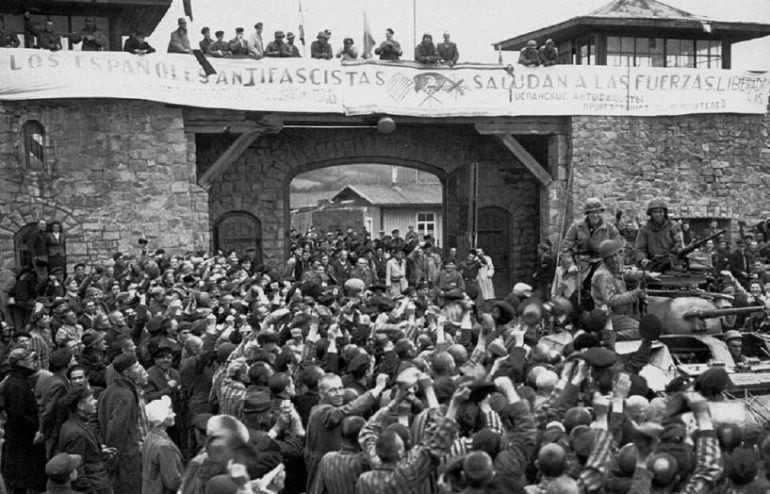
[290,163,445,248]
[213,211,262,264]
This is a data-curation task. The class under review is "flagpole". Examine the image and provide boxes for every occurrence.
[412,0,417,55]
[298,0,306,57]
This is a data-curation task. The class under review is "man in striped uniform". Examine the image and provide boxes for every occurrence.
[309,416,368,494]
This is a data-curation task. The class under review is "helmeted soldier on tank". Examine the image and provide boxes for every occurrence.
[634,198,684,270]
[591,239,644,340]
[561,197,622,311]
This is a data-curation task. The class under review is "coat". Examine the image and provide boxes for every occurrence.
[97,377,143,494]
[142,428,183,494]
[40,373,71,457]
[46,231,67,273]
[58,413,111,494]
[1,365,46,490]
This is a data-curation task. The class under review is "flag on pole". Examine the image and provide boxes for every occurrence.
[183,0,193,20]
[298,0,306,46]
[363,11,376,59]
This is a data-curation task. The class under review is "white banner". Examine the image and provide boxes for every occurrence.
[1,48,768,117]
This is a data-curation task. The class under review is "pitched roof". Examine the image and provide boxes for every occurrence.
[587,0,701,20]
[332,184,442,206]
[494,0,770,51]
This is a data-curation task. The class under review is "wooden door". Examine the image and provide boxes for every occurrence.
[477,206,510,297]
[215,212,262,264]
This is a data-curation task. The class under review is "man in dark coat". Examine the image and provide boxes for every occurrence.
[28,219,49,292]
[40,349,73,458]
[58,386,113,494]
[1,348,47,493]
[98,354,148,494]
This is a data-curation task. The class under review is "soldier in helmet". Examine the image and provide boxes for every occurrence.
[634,199,683,270]
[591,239,645,340]
[561,198,622,311]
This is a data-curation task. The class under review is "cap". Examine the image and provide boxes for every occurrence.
[235,27,244,33]
[242,389,272,413]
[81,329,104,348]
[579,347,617,368]
[49,349,72,370]
[512,282,533,297]
[45,453,81,479]
[206,415,250,443]
[145,395,173,425]
[724,330,743,342]
[347,353,370,375]
[152,346,173,360]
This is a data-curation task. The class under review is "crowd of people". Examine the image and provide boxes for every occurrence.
[0,198,769,494]
[9,12,567,68]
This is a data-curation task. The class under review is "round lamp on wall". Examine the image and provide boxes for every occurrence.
[377,117,396,135]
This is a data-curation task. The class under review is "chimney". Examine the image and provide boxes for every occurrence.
[391,165,398,185]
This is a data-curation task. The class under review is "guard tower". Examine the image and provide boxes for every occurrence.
[494,0,770,68]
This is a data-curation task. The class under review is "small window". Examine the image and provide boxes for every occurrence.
[22,120,46,169]
[416,212,436,239]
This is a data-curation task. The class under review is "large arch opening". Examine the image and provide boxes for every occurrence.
[290,163,445,249]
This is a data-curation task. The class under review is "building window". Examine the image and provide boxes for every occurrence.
[606,37,664,67]
[665,39,696,68]
[576,37,595,65]
[696,40,722,68]
[22,120,46,169]
[416,212,436,239]
[365,217,373,234]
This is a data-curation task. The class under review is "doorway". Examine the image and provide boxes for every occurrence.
[214,212,262,264]
[477,206,511,296]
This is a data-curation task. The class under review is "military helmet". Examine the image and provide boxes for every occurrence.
[646,198,668,215]
[598,239,623,259]
[583,197,605,214]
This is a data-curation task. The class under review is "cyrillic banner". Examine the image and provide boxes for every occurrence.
[1,48,768,116]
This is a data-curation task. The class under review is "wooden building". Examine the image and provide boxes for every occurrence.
[1,0,171,51]
[292,184,444,247]
[494,0,770,68]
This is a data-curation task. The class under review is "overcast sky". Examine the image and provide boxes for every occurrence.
[148,0,770,70]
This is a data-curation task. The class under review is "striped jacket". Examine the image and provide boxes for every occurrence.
[309,445,369,494]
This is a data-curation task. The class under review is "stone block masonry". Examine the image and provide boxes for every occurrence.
[568,113,770,238]
[0,99,210,271]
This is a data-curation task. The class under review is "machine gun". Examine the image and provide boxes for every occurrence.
[648,229,725,272]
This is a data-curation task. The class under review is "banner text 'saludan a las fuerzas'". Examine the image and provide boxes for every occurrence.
[1,48,768,117]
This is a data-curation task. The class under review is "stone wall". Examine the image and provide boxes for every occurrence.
[0,99,209,271]
[569,113,770,236]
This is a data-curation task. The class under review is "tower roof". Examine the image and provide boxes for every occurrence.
[494,0,770,51]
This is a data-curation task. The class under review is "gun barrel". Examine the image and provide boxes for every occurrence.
[683,306,766,320]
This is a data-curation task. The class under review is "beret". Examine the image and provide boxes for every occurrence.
[579,347,617,368]
[45,453,81,478]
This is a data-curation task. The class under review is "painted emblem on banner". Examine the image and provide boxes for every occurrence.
[385,72,469,106]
